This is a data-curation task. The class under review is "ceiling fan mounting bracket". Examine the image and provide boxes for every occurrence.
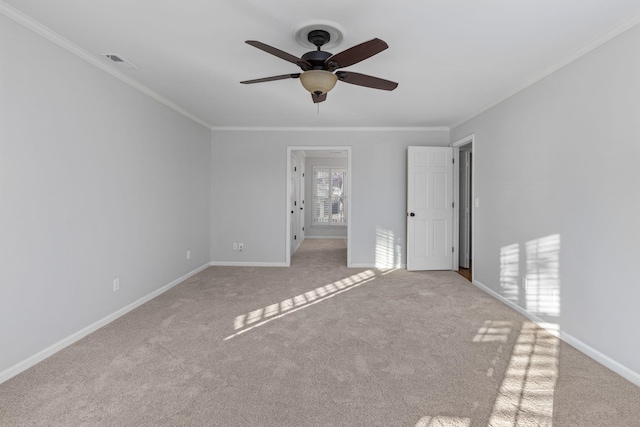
[307,29,331,49]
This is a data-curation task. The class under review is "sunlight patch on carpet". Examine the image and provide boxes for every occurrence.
[487,321,559,426]
[473,320,513,343]
[224,269,386,340]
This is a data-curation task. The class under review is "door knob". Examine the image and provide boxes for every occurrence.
[409,212,415,217]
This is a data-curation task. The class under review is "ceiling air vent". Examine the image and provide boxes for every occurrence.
[101,53,136,70]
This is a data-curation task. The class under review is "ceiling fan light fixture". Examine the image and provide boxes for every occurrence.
[299,70,338,95]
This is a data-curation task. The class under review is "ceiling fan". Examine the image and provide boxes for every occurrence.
[240,30,398,103]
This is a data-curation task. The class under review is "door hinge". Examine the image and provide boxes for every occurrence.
[294,201,297,206]
[294,235,297,240]
[302,227,304,231]
[452,246,455,253]
[294,167,297,171]
[452,158,455,164]
[452,202,455,208]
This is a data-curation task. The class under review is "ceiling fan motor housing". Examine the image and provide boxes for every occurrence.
[301,50,333,69]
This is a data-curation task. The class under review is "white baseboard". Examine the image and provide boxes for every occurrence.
[472,279,640,388]
[348,263,375,268]
[348,263,407,269]
[0,262,211,385]
[209,261,287,267]
[304,236,347,240]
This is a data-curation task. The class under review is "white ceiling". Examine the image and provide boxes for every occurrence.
[4,0,640,129]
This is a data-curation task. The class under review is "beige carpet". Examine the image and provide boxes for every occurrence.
[1,239,639,426]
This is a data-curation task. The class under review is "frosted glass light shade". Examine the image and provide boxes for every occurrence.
[299,70,338,95]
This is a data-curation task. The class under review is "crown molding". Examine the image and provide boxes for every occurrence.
[211,126,450,132]
[0,1,212,129]
[451,11,640,129]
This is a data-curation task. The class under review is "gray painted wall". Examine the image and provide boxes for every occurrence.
[304,156,348,239]
[451,24,640,378]
[0,15,212,376]
[211,130,450,266]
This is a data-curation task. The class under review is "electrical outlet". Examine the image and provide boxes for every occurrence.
[233,243,238,251]
[113,278,120,292]
[238,243,244,252]
[187,249,191,260]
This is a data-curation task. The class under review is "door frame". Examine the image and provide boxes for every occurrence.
[458,150,472,268]
[451,134,475,277]
[285,146,352,267]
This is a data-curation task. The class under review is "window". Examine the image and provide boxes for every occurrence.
[313,167,347,226]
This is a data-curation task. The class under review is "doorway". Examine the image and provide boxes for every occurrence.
[452,135,475,281]
[286,146,351,267]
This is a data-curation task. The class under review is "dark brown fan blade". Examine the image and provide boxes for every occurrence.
[325,38,389,70]
[336,71,398,91]
[240,74,300,84]
[245,41,311,70]
[312,93,327,103]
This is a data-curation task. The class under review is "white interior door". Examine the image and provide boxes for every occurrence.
[407,146,454,271]
[290,154,299,253]
[298,161,305,243]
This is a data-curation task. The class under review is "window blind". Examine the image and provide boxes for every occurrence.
[313,167,346,225]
